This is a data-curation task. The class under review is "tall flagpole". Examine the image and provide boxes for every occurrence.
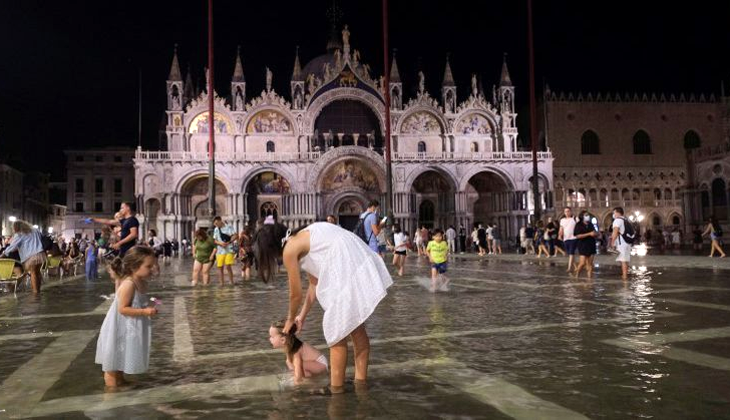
[382,0,394,222]
[207,0,216,221]
[528,0,541,221]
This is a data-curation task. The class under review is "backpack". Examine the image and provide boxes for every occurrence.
[621,218,637,245]
[353,212,374,244]
[40,234,53,252]
[713,224,723,238]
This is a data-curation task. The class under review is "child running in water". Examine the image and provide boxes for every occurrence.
[392,224,409,276]
[95,246,158,389]
[426,229,450,292]
[269,319,328,383]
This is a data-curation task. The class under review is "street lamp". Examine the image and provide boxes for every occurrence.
[628,211,644,223]
[8,216,17,222]
[32,225,39,229]
[48,227,54,234]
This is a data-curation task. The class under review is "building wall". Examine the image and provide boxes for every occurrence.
[64,148,135,239]
[544,92,726,230]
[0,164,24,236]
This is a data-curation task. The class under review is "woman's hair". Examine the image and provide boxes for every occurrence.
[393,224,401,234]
[253,223,291,283]
[709,216,719,231]
[271,319,303,361]
[109,245,156,278]
[578,210,590,221]
[149,229,157,237]
[12,220,32,235]
[194,228,208,242]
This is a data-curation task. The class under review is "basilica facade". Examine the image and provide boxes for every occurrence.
[134,26,553,241]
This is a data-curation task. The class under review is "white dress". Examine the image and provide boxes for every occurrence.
[300,222,393,346]
[95,281,151,374]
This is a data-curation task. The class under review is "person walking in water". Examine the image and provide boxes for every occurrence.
[253,221,392,393]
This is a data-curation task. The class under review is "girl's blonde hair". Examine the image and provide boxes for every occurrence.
[109,246,156,278]
[271,319,303,361]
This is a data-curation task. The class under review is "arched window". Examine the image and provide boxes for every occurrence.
[672,215,680,225]
[417,141,427,153]
[633,130,652,154]
[266,141,275,153]
[470,142,478,153]
[683,130,701,150]
[581,130,600,154]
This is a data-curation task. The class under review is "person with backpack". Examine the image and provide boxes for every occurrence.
[702,216,726,258]
[609,207,635,278]
[357,200,385,253]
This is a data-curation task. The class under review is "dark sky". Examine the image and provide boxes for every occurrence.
[1,1,728,180]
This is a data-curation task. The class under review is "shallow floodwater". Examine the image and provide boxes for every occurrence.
[0,255,729,418]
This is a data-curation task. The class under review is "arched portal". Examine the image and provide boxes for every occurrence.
[336,197,365,231]
[466,171,511,227]
[179,176,229,231]
[411,170,455,229]
[244,171,291,224]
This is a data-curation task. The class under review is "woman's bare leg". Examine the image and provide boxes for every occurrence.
[192,261,201,285]
[350,325,370,383]
[329,338,348,392]
[202,263,212,285]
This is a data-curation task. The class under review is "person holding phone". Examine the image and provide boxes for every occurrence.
[360,200,387,253]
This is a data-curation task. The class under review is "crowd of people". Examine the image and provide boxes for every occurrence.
[1,199,727,396]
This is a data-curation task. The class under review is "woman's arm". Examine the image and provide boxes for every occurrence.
[702,224,712,236]
[1,235,20,257]
[297,275,317,328]
[282,236,306,333]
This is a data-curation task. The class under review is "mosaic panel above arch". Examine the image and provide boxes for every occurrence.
[188,112,233,134]
[321,159,380,192]
[455,113,493,135]
[246,110,293,134]
[400,111,442,135]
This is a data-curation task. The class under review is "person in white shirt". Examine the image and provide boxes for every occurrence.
[609,207,632,278]
[558,207,578,272]
[671,229,681,249]
[445,226,456,254]
[392,224,409,276]
[485,225,494,254]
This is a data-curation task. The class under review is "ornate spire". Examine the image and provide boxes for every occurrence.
[500,53,512,87]
[389,49,401,83]
[232,45,245,82]
[184,63,195,100]
[168,44,182,81]
[442,53,455,87]
[292,46,303,81]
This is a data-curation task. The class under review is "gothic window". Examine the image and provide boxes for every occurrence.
[580,130,600,154]
[470,142,478,153]
[672,215,680,225]
[683,130,701,150]
[417,141,426,153]
[633,130,652,154]
[266,141,275,153]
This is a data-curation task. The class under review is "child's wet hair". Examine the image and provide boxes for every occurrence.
[109,246,156,278]
[271,319,303,360]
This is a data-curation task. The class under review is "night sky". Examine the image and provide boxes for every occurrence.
[1,1,728,180]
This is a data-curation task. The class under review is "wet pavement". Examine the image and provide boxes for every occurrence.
[1,253,729,419]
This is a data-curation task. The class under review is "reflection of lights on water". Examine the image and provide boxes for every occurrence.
[638,266,647,272]
[631,243,648,256]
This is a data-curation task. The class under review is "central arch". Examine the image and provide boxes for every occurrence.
[410,169,456,229]
[242,170,292,224]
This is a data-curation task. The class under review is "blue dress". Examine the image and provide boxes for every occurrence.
[95,280,151,374]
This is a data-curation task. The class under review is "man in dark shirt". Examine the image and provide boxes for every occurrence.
[93,202,139,257]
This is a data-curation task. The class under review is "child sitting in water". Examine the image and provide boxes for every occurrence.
[269,320,328,383]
